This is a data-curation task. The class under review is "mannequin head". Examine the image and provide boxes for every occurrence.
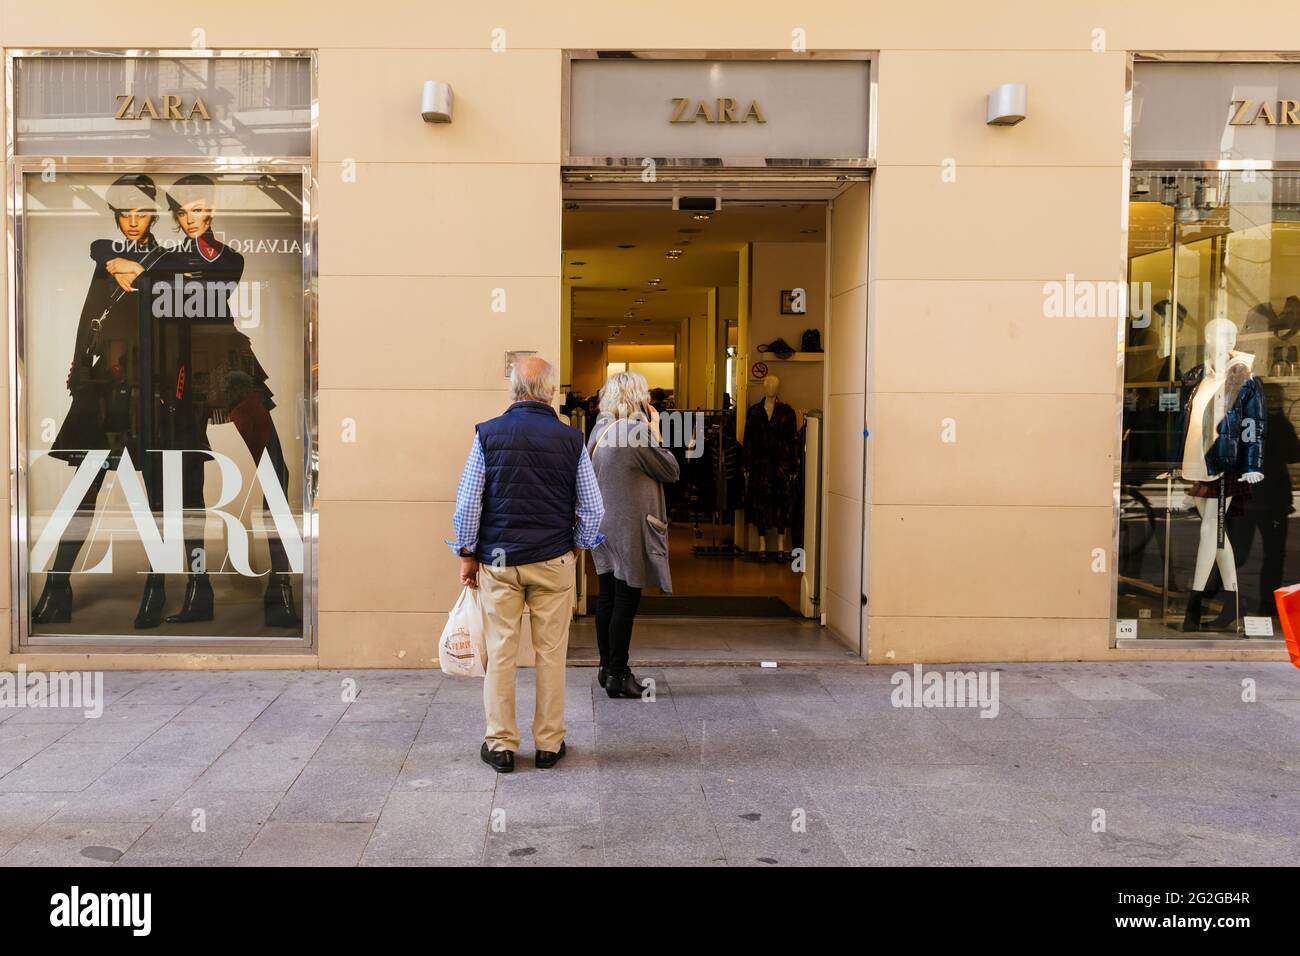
[763,375,780,399]
[1203,318,1238,370]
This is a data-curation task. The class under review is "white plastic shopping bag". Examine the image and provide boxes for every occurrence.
[438,586,487,678]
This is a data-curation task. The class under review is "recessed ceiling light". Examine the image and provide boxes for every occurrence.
[617,288,629,292]
[624,311,635,318]
[570,260,586,265]
[568,275,582,280]
[633,298,645,304]
[692,213,711,221]
[655,288,670,293]
[665,250,683,259]
[800,229,819,235]
[647,278,662,285]
[617,244,636,249]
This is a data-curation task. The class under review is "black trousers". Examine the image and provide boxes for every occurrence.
[595,572,642,675]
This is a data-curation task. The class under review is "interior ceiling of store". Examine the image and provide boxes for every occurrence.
[564,202,825,345]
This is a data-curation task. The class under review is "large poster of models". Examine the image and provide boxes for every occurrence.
[23,171,307,638]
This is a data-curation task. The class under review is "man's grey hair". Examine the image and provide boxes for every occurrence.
[510,355,558,403]
[599,370,651,420]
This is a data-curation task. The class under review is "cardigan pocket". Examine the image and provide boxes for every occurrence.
[643,514,669,557]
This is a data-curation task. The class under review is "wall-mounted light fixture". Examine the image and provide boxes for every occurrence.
[986,83,1027,126]
[422,80,454,123]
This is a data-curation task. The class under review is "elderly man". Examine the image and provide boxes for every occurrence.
[449,356,604,773]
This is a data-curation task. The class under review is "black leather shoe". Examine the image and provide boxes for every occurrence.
[480,742,514,773]
[605,673,645,699]
[264,573,301,628]
[133,574,167,629]
[597,667,607,687]
[32,577,73,625]
[166,573,214,623]
[535,741,566,769]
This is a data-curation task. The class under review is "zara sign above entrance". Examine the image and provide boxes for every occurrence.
[566,54,871,165]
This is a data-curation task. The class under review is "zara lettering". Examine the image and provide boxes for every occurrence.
[670,97,767,125]
[114,94,211,122]
[1228,98,1300,126]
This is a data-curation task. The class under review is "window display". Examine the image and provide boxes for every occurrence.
[1120,171,1300,638]
[20,171,309,641]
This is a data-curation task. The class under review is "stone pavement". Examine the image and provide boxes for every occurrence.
[1,661,1298,866]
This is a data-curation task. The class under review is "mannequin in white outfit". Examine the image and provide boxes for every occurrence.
[1180,318,1263,632]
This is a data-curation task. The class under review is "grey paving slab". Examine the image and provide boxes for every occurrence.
[397,741,498,793]
[599,789,727,864]
[0,662,1293,866]
[0,742,130,792]
[0,792,75,855]
[192,731,326,792]
[118,790,281,864]
[127,721,252,767]
[172,692,277,724]
[0,810,151,867]
[341,693,433,723]
[483,823,603,866]
[58,759,206,822]
[309,720,418,768]
[239,821,373,866]
[271,763,397,823]
[0,722,80,777]
[702,781,850,866]
[365,791,493,861]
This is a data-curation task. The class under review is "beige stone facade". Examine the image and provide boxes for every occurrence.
[2,2,1297,669]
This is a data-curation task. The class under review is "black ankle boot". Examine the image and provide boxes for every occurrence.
[32,576,73,625]
[263,573,300,627]
[605,673,645,699]
[134,574,167,629]
[165,574,214,623]
[596,667,607,687]
[1206,592,1239,632]
[1181,590,1205,632]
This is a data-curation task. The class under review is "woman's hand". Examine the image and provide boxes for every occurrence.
[644,402,663,442]
[105,258,145,294]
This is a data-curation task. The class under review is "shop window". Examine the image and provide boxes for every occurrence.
[19,171,310,642]
[1120,171,1300,639]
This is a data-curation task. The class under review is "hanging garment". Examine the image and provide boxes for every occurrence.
[743,399,800,531]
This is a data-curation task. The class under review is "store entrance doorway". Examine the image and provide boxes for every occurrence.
[560,179,869,663]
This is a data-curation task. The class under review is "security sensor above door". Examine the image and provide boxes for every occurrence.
[672,196,722,212]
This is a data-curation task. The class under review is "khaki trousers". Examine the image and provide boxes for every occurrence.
[478,551,576,753]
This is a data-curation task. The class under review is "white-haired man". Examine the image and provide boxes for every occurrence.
[449,356,604,772]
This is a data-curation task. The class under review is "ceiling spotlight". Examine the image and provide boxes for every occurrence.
[624,311,635,318]
[647,278,662,285]
[800,229,819,235]
[633,298,645,304]
[665,249,684,259]
[692,213,711,221]
[570,260,586,266]
[617,244,636,249]
[568,275,582,280]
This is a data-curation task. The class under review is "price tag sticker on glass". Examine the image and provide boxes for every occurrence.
[1242,616,1274,637]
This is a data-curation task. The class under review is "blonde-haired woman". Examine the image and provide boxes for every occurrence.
[587,371,680,698]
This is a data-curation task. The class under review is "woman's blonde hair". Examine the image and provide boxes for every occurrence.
[599,370,651,420]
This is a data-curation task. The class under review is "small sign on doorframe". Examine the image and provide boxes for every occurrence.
[1116,619,1138,640]
[1243,616,1275,637]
